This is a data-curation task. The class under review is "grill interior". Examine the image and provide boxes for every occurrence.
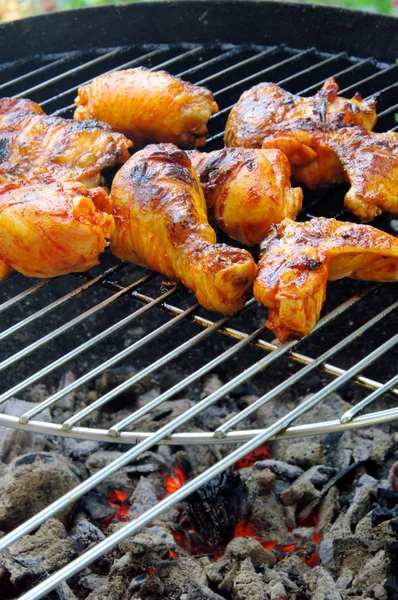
[0,38,397,600]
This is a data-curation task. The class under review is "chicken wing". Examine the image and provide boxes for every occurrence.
[254,218,398,342]
[0,98,132,188]
[74,68,218,147]
[110,144,257,314]
[262,125,398,219]
[187,148,303,245]
[225,77,376,149]
[0,179,114,278]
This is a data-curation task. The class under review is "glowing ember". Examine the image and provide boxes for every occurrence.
[302,550,321,567]
[103,489,130,529]
[163,466,187,495]
[233,444,271,470]
[169,550,178,558]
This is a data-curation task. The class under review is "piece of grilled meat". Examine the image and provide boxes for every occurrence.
[187,148,303,245]
[254,218,398,342]
[225,77,376,149]
[0,179,114,278]
[262,125,398,220]
[110,144,257,314]
[0,98,132,188]
[74,68,218,147]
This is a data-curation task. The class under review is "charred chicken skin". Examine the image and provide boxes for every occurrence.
[262,125,398,220]
[187,148,303,245]
[0,98,132,188]
[254,218,398,342]
[110,144,257,314]
[0,179,114,278]
[225,78,376,189]
[225,77,377,149]
[74,68,218,147]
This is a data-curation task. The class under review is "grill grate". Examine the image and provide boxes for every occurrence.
[0,41,397,600]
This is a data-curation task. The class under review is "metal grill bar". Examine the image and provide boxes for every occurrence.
[339,63,398,94]
[216,299,398,434]
[44,45,202,112]
[14,332,398,600]
[50,48,165,113]
[0,53,76,91]
[196,47,278,86]
[297,57,373,95]
[341,371,398,423]
[0,264,123,342]
[0,271,151,373]
[14,49,122,98]
[175,48,241,78]
[0,283,175,407]
[0,278,54,314]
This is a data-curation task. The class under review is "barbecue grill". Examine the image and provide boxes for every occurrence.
[0,2,397,598]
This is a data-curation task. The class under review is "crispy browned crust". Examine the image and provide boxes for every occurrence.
[188,148,303,245]
[110,143,257,314]
[74,68,218,147]
[224,77,377,149]
[0,178,114,278]
[0,98,132,188]
[254,218,398,342]
[262,125,398,219]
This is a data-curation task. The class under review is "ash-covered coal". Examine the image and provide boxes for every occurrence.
[0,370,397,600]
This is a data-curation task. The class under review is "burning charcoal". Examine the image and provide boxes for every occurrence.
[0,399,51,463]
[85,573,137,600]
[61,438,102,460]
[250,489,290,544]
[254,459,304,481]
[47,582,78,600]
[252,468,276,495]
[120,526,176,565]
[317,487,340,533]
[183,581,225,600]
[25,383,49,404]
[146,557,208,598]
[333,537,370,574]
[352,549,388,597]
[0,519,75,589]
[225,537,276,567]
[268,581,287,600]
[77,573,108,592]
[356,514,395,553]
[282,441,325,469]
[0,452,80,531]
[296,465,337,489]
[185,469,249,551]
[304,565,343,600]
[129,476,159,519]
[230,557,269,600]
[55,371,77,411]
[200,374,224,399]
[81,490,116,522]
[70,519,105,554]
[345,474,378,528]
[97,366,152,397]
[280,479,321,508]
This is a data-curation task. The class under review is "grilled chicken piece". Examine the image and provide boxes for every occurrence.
[225,77,376,149]
[254,218,398,342]
[110,144,257,314]
[0,179,114,278]
[187,148,303,245]
[0,98,132,188]
[74,68,218,147]
[262,126,398,220]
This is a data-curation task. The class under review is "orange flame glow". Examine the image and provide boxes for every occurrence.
[163,466,187,495]
[233,444,272,470]
[103,489,130,529]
